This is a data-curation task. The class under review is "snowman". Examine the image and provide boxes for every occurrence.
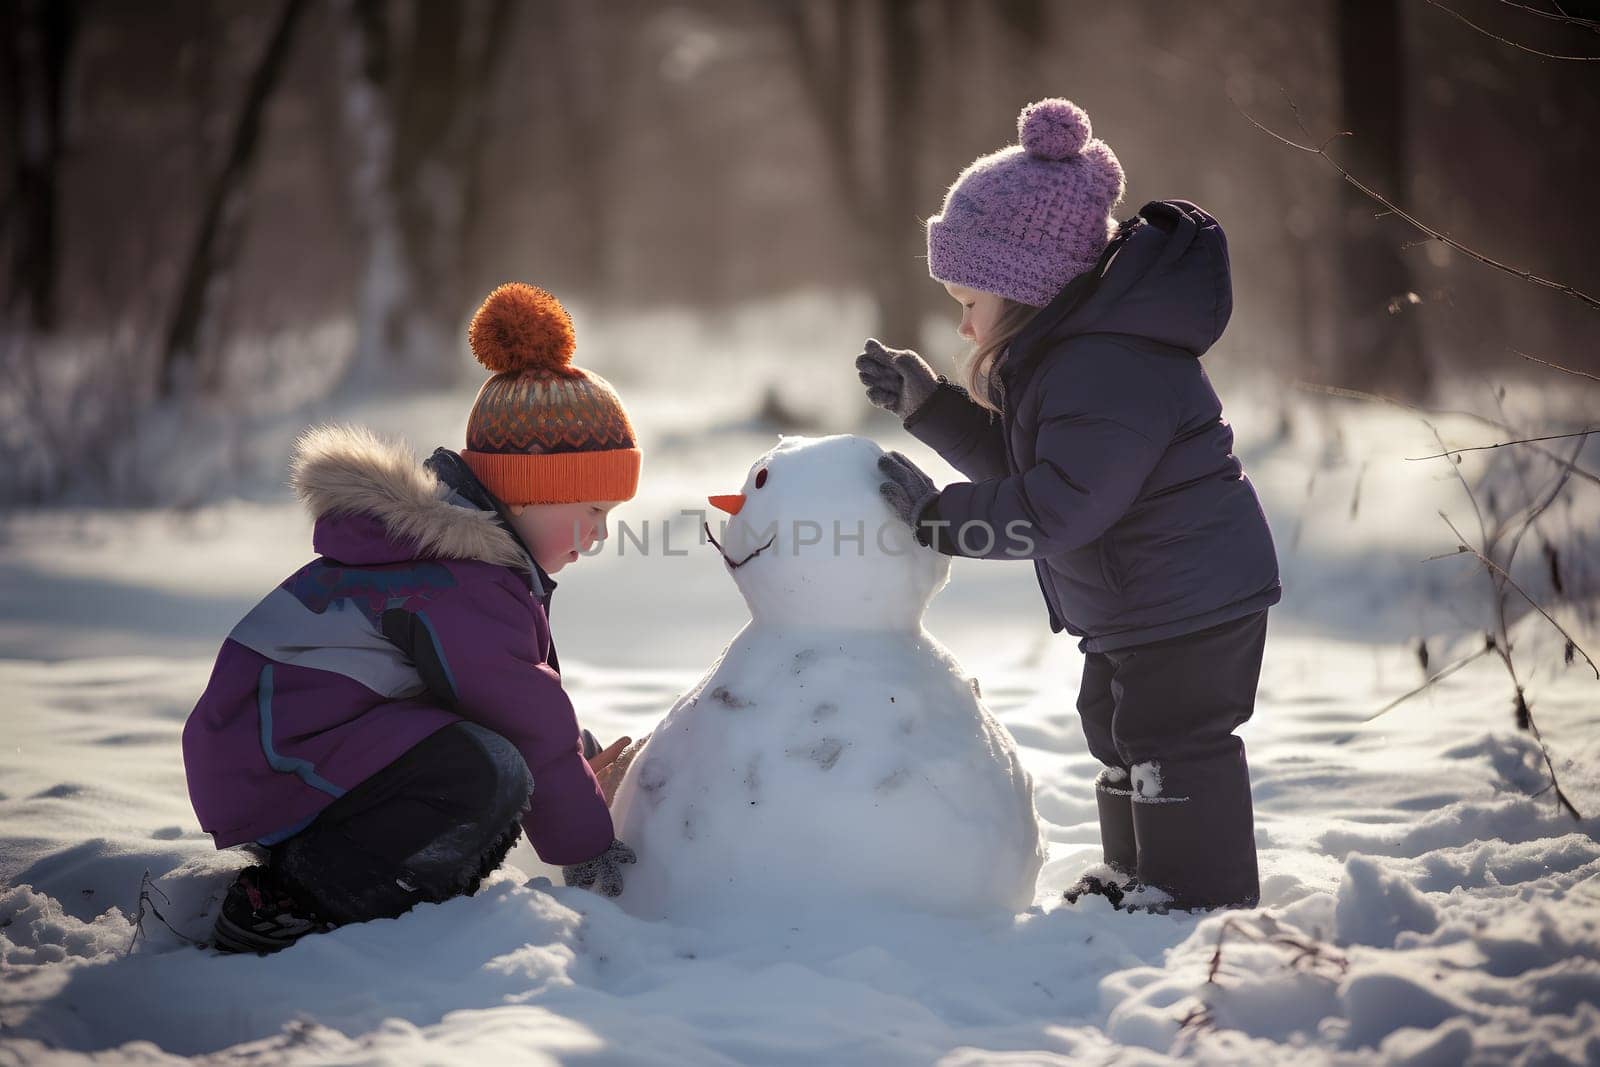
[609,434,1044,920]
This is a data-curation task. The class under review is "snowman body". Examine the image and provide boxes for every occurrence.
[610,435,1043,919]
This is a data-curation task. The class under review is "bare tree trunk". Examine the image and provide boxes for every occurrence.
[391,0,469,375]
[1,0,77,332]
[548,0,620,298]
[781,0,926,346]
[158,0,309,397]
[783,0,862,229]
[876,0,922,348]
[1335,0,1429,398]
[337,0,404,391]
[454,0,515,301]
[339,0,514,390]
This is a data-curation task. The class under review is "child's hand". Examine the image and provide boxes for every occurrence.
[561,839,637,897]
[589,734,646,806]
[588,735,631,772]
[856,339,938,421]
[877,451,940,529]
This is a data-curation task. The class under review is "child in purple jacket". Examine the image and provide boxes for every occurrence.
[858,100,1280,911]
[185,283,641,953]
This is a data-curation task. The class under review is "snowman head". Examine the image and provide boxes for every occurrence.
[705,435,951,630]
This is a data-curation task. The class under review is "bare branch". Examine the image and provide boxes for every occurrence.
[1516,688,1584,820]
[127,870,203,955]
[1512,348,1600,384]
[1176,1003,1216,1039]
[1366,640,1496,720]
[1235,102,1600,310]
[1492,386,1548,525]
[1428,422,1492,556]
[1438,512,1599,679]
[1427,435,1588,821]
[1374,387,1595,821]
[1294,380,1489,422]
[1425,0,1600,59]
[1501,433,1589,604]
[1207,917,1244,984]
[1493,0,1600,32]
[1293,380,1600,490]
[1207,916,1349,985]
[1406,427,1600,461]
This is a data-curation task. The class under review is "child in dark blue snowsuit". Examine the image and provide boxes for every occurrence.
[857,99,1280,910]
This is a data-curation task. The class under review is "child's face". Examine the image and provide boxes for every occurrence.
[507,500,622,574]
[943,282,1006,347]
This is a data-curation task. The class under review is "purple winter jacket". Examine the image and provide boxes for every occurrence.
[181,425,613,865]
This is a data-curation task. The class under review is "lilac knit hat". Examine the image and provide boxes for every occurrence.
[927,98,1126,308]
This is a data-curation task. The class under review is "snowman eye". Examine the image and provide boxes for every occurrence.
[754,468,769,489]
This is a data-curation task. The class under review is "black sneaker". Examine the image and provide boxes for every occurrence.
[213,865,334,954]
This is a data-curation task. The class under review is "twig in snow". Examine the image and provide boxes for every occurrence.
[127,870,204,956]
[1427,509,1588,821]
[1427,423,1492,566]
[1174,1002,1216,1047]
[1435,512,1599,680]
[1207,917,1349,986]
[1367,638,1498,720]
[1308,383,1591,819]
[1360,417,1589,820]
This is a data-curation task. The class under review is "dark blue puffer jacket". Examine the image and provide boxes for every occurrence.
[905,199,1281,652]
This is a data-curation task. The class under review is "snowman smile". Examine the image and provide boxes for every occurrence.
[704,521,776,569]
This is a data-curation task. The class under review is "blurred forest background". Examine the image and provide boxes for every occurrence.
[3,0,1599,504]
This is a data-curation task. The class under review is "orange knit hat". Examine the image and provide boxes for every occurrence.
[461,283,641,505]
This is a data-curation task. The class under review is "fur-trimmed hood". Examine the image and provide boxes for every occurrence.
[289,424,529,570]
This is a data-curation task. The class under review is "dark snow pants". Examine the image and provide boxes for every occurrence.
[272,721,533,925]
[1076,610,1268,769]
[1075,610,1268,908]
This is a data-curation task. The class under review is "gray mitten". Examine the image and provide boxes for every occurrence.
[855,339,939,421]
[561,839,637,898]
[877,451,940,529]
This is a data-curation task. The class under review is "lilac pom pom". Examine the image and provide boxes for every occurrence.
[1018,98,1091,161]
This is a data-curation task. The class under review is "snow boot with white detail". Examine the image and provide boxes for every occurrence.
[1063,767,1140,907]
[1130,747,1259,910]
[1094,765,1137,873]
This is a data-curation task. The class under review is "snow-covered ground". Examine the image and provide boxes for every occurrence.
[3,310,1598,1064]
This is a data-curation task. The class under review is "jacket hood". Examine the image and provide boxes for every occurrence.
[1008,199,1233,370]
[289,424,531,571]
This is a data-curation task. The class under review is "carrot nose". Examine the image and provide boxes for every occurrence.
[708,493,745,516]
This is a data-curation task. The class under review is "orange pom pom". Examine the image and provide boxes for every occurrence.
[468,283,578,376]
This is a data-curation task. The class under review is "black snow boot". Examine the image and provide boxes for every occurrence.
[1063,766,1141,908]
[1094,766,1137,874]
[1130,746,1260,910]
[213,864,334,954]
[1062,868,1137,908]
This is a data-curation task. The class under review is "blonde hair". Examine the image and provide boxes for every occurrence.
[957,298,1040,414]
